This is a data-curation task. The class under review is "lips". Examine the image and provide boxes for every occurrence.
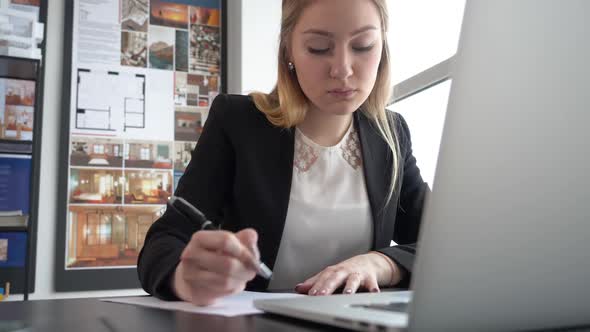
[328,89,357,98]
[329,88,355,93]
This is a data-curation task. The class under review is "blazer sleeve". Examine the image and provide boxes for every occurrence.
[376,113,430,288]
[137,94,235,300]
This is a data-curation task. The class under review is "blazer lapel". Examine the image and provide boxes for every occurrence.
[355,111,392,249]
[265,127,295,270]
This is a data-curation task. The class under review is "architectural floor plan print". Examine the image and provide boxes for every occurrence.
[76,69,146,132]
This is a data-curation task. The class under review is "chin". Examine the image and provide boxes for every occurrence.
[318,99,363,115]
[325,103,362,116]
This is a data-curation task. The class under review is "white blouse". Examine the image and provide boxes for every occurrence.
[267,123,374,290]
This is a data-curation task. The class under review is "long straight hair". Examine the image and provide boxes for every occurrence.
[250,0,401,205]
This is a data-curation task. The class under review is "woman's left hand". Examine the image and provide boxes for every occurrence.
[294,252,401,296]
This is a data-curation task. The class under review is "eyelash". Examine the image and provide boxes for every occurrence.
[307,45,374,55]
[353,45,375,52]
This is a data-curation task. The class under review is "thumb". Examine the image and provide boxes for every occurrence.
[235,228,260,260]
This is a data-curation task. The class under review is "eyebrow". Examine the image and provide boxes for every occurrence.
[303,25,378,37]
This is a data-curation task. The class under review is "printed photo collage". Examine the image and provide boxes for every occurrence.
[65,137,198,269]
[120,0,220,132]
[67,136,174,268]
[120,0,220,187]
[65,0,222,269]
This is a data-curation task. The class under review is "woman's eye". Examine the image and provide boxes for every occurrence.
[353,45,374,52]
[308,47,330,55]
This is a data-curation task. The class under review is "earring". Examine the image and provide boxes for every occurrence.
[288,62,295,71]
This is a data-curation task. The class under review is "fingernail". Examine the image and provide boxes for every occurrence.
[310,289,318,296]
[371,288,380,293]
[319,289,327,295]
[344,289,352,294]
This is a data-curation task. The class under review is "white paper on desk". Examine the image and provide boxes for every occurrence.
[101,291,303,317]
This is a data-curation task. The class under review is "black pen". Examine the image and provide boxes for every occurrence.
[168,195,273,279]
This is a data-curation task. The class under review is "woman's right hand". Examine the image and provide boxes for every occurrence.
[171,228,260,306]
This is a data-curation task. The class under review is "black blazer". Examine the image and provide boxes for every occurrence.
[138,94,429,300]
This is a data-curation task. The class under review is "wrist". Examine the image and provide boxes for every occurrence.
[369,251,402,287]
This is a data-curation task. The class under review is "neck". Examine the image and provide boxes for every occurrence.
[298,108,354,147]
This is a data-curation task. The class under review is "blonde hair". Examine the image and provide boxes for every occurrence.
[251,0,401,205]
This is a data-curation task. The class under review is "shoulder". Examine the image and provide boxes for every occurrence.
[206,94,285,143]
[208,93,270,128]
[383,110,413,156]
[383,110,409,134]
[209,93,258,119]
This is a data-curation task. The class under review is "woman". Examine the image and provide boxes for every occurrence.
[138,0,429,306]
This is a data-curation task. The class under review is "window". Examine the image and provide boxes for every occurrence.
[391,81,451,185]
[93,144,105,154]
[157,144,169,159]
[86,213,98,246]
[140,147,150,160]
[99,214,112,245]
[386,0,465,187]
[387,0,466,85]
[86,213,112,246]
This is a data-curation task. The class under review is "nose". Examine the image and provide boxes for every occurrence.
[329,47,353,80]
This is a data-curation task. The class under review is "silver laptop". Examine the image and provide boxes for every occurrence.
[254,1,590,331]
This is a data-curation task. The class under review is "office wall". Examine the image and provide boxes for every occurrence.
[7,0,281,300]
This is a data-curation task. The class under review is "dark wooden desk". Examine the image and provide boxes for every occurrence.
[0,298,350,332]
[2,298,588,332]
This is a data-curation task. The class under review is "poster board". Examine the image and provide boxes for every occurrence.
[56,0,226,291]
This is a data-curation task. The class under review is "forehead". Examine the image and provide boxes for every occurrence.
[294,0,382,37]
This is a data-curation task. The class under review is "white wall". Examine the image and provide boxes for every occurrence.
[8,0,282,301]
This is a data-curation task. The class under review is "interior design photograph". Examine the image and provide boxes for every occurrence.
[121,31,147,68]
[4,78,35,106]
[69,168,124,204]
[66,205,164,268]
[124,141,173,169]
[70,137,124,167]
[173,141,196,172]
[123,169,172,205]
[174,110,202,141]
[186,73,218,107]
[1,78,36,141]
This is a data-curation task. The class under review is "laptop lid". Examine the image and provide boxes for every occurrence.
[409,0,590,330]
